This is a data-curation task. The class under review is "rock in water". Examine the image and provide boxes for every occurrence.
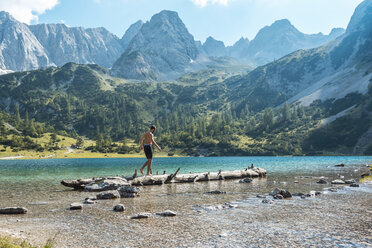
[335,164,345,167]
[262,199,274,204]
[70,203,83,210]
[317,179,327,184]
[0,207,28,214]
[256,194,266,198]
[130,213,151,219]
[270,188,292,198]
[206,190,226,194]
[113,204,125,212]
[156,210,177,217]
[117,186,140,198]
[83,199,95,204]
[239,178,253,183]
[345,179,357,184]
[331,179,345,184]
[96,190,120,200]
[273,194,284,200]
[350,183,359,187]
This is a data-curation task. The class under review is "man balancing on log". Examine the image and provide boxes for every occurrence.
[139,125,162,176]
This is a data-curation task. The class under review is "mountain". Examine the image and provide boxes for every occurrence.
[0,11,50,71]
[202,36,227,57]
[29,24,124,68]
[243,19,345,65]
[120,20,143,50]
[0,11,125,71]
[228,37,250,58]
[111,10,200,80]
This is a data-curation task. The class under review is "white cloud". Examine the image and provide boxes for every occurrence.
[191,0,230,8]
[0,0,59,24]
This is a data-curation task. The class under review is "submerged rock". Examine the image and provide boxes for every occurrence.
[328,188,338,192]
[273,194,284,200]
[96,190,120,200]
[270,188,292,198]
[317,179,327,184]
[156,210,177,217]
[131,212,151,219]
[118,186,140,198]
[256,194,266,198]
[206,190,226,194]
[113,204,125,212]
[239,178,252,183]
[345,179,357,184]
[0,207,28,214]
[292,193,305,197]
[335,164,345,167]
[70,203,83,210]
[262,199,274,204]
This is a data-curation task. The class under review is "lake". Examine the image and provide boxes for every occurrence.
[0,156,371,247]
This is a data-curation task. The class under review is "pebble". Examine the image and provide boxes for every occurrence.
[113,204,125,212]
[0,207,28,214]
[156,210,177,217]
[206,190,226,194]
[70,203,83,210]
[239,178,253,183]
[130,213,151,219]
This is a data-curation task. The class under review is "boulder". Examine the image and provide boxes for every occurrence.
[85,178,129,192]
[156,210,177,217]
[273,194,284,200]
[239,178,252,183]
[317,179,327,184]
[331,179,345,184]
[118,186,140,198]
[262,199,274,204]
[0,207,28,214]
[345,179,357,184]
[315,191,322,196]
[96,190,120,200]
[113,204,125,212]
[350,183,359,187]
[206,190,226,194]
[130,212,151,219]
[70,203,83,210]
[270,188,292,198]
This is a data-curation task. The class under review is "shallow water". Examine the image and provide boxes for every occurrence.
[0,156,371,247]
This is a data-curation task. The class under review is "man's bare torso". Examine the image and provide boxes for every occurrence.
[143,132,153,145]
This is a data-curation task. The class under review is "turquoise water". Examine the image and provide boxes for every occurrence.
[0,156,371,183]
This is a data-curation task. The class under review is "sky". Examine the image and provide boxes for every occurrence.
[0,0,364,45]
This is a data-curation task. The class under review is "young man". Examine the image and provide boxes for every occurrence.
[139,125,161,176]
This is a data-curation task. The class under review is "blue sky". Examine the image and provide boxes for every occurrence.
[0,0,364,45]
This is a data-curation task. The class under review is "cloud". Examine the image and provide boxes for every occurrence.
[0,0,59,24]
[191,0,230,8]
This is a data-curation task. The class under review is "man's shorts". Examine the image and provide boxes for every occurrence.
[144,145,153,159]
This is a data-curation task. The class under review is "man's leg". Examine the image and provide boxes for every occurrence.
[146,159,152,175]
[140,160,149,175]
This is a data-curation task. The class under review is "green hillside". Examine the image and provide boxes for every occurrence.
[1,62,371,156]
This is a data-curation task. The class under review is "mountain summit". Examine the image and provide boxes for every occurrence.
[111,10,199,80]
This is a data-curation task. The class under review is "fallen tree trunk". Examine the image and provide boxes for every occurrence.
[61,167,266,189]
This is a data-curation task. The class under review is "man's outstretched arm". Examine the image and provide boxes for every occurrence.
[152,137,162,152]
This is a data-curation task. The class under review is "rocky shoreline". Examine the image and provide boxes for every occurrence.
[0,164,371,247]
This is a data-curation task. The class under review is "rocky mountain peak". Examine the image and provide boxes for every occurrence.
[346,0,372,33]
[111,10,199,80]
[202,37,227,57]
[121,20,143,49]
